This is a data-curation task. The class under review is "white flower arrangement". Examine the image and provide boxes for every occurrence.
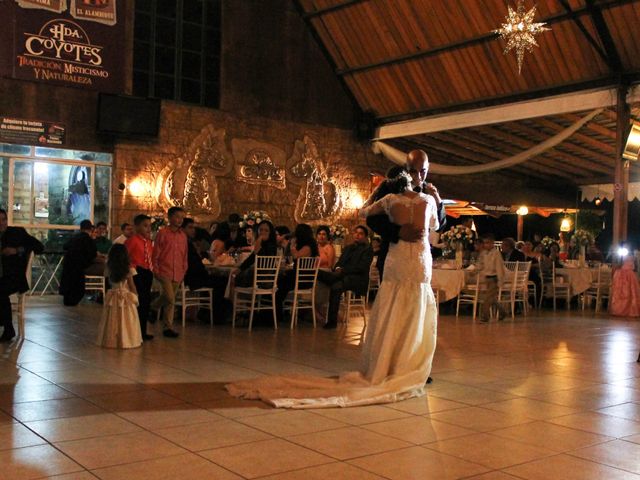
[330,224,348,241]
[239,210,271,228]
[441,225,474,249]
[540,236,556,249]
[572,229,594,247]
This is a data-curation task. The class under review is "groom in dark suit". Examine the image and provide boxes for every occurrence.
[367,149,447,280]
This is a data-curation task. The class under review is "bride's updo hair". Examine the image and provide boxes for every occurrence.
[387,170,413,194]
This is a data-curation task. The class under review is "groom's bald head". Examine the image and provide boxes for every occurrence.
[406,149,429,186]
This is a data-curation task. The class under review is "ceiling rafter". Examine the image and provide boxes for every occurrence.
[584,0,624,73]
[533,118,615,154]
[557,0,611,68]
[302,0,368,19]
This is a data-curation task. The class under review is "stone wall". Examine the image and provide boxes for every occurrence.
[113,101,391,233]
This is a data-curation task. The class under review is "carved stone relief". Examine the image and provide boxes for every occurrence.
[153,125,232,221]
[287,136,341,224]
[231,139,287,189]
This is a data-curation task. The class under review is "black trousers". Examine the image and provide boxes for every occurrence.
[0,277,19,333]
[134,267,153,336]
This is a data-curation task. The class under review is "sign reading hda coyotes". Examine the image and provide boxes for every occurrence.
[0,0,125,93]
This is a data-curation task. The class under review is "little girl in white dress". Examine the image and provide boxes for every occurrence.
[97,244,143,349]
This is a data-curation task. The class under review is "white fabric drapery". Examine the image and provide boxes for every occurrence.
[580,183,640,202]
[372,109,603,175]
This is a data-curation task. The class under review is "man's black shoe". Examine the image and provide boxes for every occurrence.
[426,376,433,384]
[163,329,179,338]
[322,322,337,330]
[142,334,154,341]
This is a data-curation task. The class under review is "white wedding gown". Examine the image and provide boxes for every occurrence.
[226,191,439,408]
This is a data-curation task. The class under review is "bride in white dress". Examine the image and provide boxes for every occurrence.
[226,172,439,408]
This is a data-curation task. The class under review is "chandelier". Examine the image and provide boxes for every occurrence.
[493,0,550,74]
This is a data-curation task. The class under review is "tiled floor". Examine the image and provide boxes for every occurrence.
[0,298,639,479]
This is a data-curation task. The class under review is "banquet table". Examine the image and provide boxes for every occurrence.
[556,267,592,295]
[432,268,467,302]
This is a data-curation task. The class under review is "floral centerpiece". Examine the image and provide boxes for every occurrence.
[540,236,558,251]
[571,229,594,247]
[239,210,271,228]
[441,225,475,250]
[329,224,348,242]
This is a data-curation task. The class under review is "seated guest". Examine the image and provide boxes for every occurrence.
[228,213,248,249]
[235,220,278,287]
[113,222,134,245]
[209,222,231,256]
[183,218,210,291]
[94,221,112,255]
[316,225,335,268]
[318,225,373,329]
[275,226,292,258]
[0,208,44,342]
[587,244,604,262]
[515,241,525,251]
[478,233,506,322]
[125,214,154,340]
[501,237,525,262]
[60,220,101,306]
[209,221,219,237]
[276,224,320,322]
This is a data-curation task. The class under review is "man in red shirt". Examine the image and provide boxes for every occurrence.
[151,207,187,338]
[125,214,154,341]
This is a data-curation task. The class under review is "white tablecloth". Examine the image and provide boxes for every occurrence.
[432,268,467,302]
[556,267,592,295]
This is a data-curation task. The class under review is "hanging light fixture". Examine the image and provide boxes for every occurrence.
[516,205,529,216]
[594,185,602,206]
[560,214,572,232]
[493,0,550,74]
[623,121,640,161]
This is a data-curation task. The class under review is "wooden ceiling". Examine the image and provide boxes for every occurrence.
[298,0,640,119]
[297,0,640,196]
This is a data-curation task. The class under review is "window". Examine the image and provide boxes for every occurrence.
[133,0,221,108]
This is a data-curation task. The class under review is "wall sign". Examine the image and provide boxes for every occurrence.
[0,116,66,146]
[0,0,126,93]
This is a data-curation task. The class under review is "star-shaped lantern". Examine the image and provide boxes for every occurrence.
[493,0,550,74]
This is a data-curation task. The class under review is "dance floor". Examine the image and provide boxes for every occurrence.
[1,299,639,479]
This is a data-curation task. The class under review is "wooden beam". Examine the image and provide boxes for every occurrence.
[302,0,367,19]
[534,118,615,155]
[613,86,631,245]
[444,129,594,180]
[585,0,624,73]
[337,0,640,76]
[376,85,640,139]
[474,125,612,175]
[503,122,614,170]
[563,113,616,139]
[558,0,611,68]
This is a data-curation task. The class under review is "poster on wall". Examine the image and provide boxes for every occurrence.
[0,117,66,146]
[0,0,125,93]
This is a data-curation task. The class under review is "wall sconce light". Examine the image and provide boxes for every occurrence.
[516,205,528,216]
[622,121,640,161]
[128,179,149,196]
[348,192,364,210]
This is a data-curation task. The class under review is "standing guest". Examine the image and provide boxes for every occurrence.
[0,208,44,342]
[113,223,134,245]
[94,221,112,255]
[151,207,187,338]
[316,225,335,269]
[318,225,373,329]
[275,224,320,322]
[125,214,154,340]
[59,220,100,306]
[235,220,278,287]
[371,236,382,256]
[501,237,525,262]
[275,226,292,258]
[478,233,506,322]
[96,244,142,349]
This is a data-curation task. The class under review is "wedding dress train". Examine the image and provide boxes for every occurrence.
[226,192,439,408]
